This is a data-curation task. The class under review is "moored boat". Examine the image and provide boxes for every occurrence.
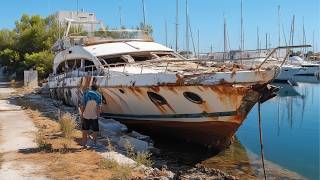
[48,19,282,150]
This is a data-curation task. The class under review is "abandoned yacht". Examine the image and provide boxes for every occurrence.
[48,19,280,150]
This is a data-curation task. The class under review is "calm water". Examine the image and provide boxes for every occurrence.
[236,76,320,179]
[153,76,320,180]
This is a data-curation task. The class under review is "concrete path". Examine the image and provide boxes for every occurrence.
[0,68,47,179]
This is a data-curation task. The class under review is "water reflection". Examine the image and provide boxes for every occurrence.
[153,77,319,179]
[237,78,319,179]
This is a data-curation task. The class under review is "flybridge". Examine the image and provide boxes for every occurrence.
[52,18,154,52]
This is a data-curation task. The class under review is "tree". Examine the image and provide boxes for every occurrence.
[24,50,54,78]
[0,48,20,67]
[0,29,16,50]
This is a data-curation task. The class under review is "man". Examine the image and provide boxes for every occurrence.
[79,84,102,147]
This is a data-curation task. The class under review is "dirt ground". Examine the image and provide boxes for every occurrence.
[0,86,143,180]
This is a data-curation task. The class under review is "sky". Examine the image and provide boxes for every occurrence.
[0,0,319,52]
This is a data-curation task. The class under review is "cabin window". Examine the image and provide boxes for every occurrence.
[131,54,153,62]
[183,92,203,104]
[147,91,167,105]
[99,56,127,64]
[84,60,96,71]
[56,59,81,74]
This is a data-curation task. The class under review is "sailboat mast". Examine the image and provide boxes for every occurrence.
[278,5,281,47]
[142,0,146,26]
[240,0,244,51]
[119,5,123,27]
[224,16,227,57]
[197,29,200,58]
[313,30,315,53]
[302,17,306,54]
[165,19,168,47]
[175,0,179,52]
[185,0,189,58]
[265,33,268,49]
[292,15,295,46]
[257,26,260,50]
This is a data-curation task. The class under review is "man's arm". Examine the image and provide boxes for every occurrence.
[96,92,102,117]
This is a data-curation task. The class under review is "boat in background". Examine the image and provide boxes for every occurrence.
[289,56,320,76]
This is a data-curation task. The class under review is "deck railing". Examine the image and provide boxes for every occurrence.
[48,45,311,82]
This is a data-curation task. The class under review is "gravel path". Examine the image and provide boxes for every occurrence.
[0,68,47,180]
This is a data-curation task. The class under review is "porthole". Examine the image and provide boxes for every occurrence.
[119,89,125,94]
[183,92,203,104]
[147,92,167,105]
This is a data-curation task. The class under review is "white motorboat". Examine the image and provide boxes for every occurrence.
[48,19,281,150]
[289,56,320,75]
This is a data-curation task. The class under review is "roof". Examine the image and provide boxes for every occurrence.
[83,41,173,57]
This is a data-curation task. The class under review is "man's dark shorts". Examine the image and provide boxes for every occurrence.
[82,118,99,132]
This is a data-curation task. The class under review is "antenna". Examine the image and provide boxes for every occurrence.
[175,0,179,52]
[142,0,146,26]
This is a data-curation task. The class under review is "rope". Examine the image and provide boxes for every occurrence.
[258,102,267,180]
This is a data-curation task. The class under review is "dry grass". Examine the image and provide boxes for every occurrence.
[135,151,154,167]
[106,137,115,152]
[13,96,145,179]
[35,130,52,151]
[59,112,76,139]
[124,140,154,167]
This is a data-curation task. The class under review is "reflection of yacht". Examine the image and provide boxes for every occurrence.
[48,18,280,150]
[273,83,301,97]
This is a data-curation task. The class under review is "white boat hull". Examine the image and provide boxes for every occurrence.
[296,65,320,75]
[276,66,301,81]
[48,69,278,149]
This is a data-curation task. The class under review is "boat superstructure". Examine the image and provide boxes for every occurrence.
[48,19,281,150]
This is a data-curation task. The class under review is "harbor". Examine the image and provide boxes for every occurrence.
[0,0,319,179]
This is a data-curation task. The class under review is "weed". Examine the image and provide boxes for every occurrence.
[58,138,73,153]
[106,137,115,152]
[123,139,135,159]
[109,164,133,180]
[99,158,119,170]
[123,140,154,167]
[35,130,51,151]
[134,151,154,167]
[59,112,75,139]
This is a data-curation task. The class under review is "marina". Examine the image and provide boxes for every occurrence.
[0,0,319,179]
